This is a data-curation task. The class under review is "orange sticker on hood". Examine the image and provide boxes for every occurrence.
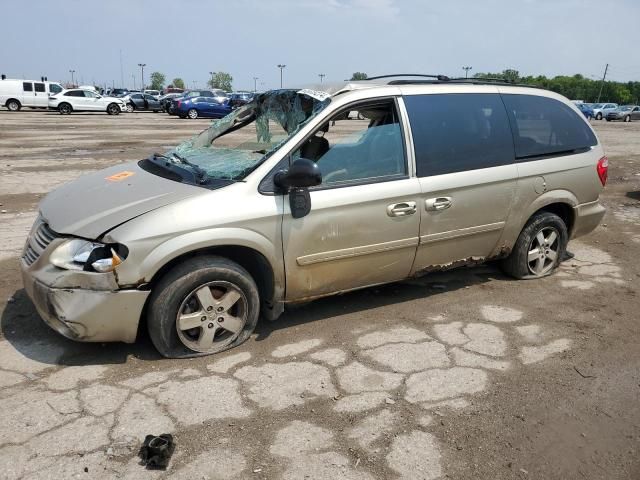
[106,171,135,182]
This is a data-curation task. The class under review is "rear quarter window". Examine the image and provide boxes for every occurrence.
[502,94,597,160]
[404,93,515,177]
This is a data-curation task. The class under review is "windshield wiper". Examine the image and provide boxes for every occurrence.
[152,152,209,184]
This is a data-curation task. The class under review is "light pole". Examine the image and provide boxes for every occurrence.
[318,73,326,83]
[277,64,286,88]
[209,71,216,88]
[69,69,75,86]
[253,77,259,92]
[138,63,146,90]
[462,66,472,78]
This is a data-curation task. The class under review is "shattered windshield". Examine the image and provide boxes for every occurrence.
[170,89,331,181]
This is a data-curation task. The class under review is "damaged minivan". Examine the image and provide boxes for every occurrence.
[21,77,607,357]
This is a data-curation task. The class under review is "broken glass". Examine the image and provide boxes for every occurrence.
[170,90,330,181]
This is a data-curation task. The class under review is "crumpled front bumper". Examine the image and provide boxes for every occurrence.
[21,266,149,343]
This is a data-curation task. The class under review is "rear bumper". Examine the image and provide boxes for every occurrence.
[571,200,606,238]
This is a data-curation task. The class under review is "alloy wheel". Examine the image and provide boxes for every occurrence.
[527,227,560,276]
[188,109,198,119]
[175,281,247,353]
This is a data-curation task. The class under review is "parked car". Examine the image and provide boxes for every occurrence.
[0,78,63,111]
[122,92,162,112]
[605,105,640,122]
[591,103,618,120]
[576,102,594,119]
[20,82,606,358]
[174,95,232,119]
[144,89,161,98]
[48,89,126,115]
[167,90,227,115]
[159,92,183,113]
[106,88,130,97]
[229,92,254,108]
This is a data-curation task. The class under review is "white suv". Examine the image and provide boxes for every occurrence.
[49,89,126,115]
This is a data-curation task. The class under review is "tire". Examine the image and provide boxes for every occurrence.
[187,108,198,119]
[596,112,602,120]
[606,118,611,122]
[6,99,21,111]
[624,115,631,123]
[107,103,120,115]
[499,211,568,280]
[126,103,134,113]
[147,255,260,358]
[58,103,72,115]
[153,110,159,113]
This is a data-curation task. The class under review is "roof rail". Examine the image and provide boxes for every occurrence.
[365,74,451,81]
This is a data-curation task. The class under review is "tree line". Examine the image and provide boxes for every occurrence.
[147,72,232,92]
[473,70,640,104]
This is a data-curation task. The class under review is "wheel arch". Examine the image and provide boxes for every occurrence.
[5,98,21,108]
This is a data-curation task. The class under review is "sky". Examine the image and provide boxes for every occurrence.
[1,0,639,91]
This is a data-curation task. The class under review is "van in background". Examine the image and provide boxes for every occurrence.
[0,78,64,111]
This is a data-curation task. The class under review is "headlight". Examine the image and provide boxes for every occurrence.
[50,239,128,273]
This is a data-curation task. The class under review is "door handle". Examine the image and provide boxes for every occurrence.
[387,201,417,217]
[425,197,452,211]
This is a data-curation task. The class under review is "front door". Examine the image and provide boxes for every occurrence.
[33,82,48,107]
[282,98,421,301]
[402,92,517,273]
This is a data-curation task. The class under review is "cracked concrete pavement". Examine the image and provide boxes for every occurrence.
[0,112,639,479]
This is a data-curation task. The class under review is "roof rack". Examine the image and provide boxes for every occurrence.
[364,73,538,89]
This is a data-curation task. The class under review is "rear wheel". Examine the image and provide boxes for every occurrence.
[624,115,631,123]
[596,112,602,120]
[58,103,72,115]
[500,211,568,279]
[107,103,120,115]
[6,99,21,111]
[147,256,260,358]
[187,108,198,119]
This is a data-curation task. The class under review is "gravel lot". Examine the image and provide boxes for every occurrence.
[0,110,639,479]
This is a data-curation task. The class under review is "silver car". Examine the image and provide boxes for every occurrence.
[21,80,607,357]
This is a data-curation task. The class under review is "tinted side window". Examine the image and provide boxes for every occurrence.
[501,94,597,159]
[34,83,46,92]
[404,93,514,177]
[64,91,84,97]
[49,84,62,94]
[23,82,33,92]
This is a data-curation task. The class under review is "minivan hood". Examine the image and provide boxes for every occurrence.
[40,161,206,239]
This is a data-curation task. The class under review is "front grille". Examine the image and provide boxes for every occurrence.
[22,220,60,266]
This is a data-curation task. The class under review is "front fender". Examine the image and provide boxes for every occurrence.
[138,227,282,284]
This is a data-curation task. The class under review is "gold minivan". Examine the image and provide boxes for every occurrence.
[21,77,607,357]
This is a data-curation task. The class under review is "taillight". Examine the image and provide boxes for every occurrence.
[597,156,608,186]
[177,100,181,108]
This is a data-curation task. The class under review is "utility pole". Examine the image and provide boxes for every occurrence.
[69,69,75,86]
[462,66,472,78]
[119,49,124,87]
[277,64,286,88]
[596,63,609,103]
[138,63,146,91]
[253,76,258,92]
[318,73,326,83]
[209,71,215,88]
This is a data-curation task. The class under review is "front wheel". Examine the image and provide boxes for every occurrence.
[596,112,602,120]
[126,103,134,113]
[107,103,120,115]
[147,256,260,358]
[624,115,631,123]
[187,108,199,119]
[500,211,568,279]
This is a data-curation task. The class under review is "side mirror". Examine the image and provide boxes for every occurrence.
[274,158,322,190]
